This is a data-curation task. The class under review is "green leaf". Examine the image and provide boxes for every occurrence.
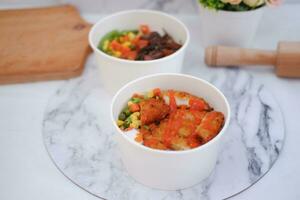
[131,97,141,103]
[198,0,262,11]
[199,0,225,10]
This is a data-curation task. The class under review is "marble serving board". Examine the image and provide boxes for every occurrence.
[42,16,285,200]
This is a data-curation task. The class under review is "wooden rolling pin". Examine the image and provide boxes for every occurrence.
[205,41,300,78]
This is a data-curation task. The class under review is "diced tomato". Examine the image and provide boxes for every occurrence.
[123,50,137,60]
[136,39,149,49]
[120,46,130,58]
[132,36,141,45]
[129,103,140,112]
[110,40,122,51]
[121,45,131,53]
[153,88,161,97]
[140,25,150,34]
[119,46,131,59]
[168,90,177,113]
[123,35,129,42]
[189,97,205,111]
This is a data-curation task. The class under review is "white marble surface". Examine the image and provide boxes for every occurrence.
[0,3,300,200]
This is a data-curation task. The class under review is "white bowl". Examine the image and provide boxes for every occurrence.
[89,10,190,94]
[111,73,231,190]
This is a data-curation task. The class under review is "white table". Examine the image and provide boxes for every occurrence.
[0,4,299,200]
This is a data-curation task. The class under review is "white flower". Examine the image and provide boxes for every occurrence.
[243,0,265,7]
[221,0,243,5]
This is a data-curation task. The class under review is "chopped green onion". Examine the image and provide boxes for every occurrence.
[123,123,129,129]
[131,97,141,103]
[123,117,132,128]
[123,107,131,117]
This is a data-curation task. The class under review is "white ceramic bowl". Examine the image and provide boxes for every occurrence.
[111,73,230,190]
[89,10,190,94]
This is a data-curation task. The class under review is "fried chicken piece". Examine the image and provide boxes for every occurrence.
[162,90,213,112]
[195,111,225,143]
[139,98,170,125]
[147,109,207,150]
[188,96,212,112]
[139,124,168,150]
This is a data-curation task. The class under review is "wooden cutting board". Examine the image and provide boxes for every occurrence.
[0,5,92,84]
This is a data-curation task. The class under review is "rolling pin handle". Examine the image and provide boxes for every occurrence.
[205,46,277,67]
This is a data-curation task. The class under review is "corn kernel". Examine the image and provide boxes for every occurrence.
[128,32,136,40]
[122,41,131,47]
[147,90,154,98]
[130,112,140,120]
[127,101,133,107]
[113,51,121,57]
[117,120,124,126]
[130,120,141,129]
[102,40,109,51]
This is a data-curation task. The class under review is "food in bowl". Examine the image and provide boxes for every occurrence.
[98,25,182,60]
[89,11,190,94]
[116,88,225,151]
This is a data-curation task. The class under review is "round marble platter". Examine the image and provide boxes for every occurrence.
[43,53,285,200]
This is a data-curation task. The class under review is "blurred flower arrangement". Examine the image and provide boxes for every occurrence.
[198,0,282,11]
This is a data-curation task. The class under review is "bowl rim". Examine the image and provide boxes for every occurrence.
[89,9,190,64]
[111,73,231,155]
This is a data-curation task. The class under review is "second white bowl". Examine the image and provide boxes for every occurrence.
[197,4,264,47]
[89,10,190,94]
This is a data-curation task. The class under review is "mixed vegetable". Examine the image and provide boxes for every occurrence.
[117,88,225,151]
[98,25,182,61]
